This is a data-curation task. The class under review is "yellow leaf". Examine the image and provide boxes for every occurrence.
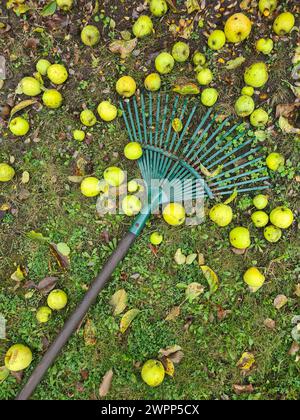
[21,171,30,184]
[83,319,97,346]
[110,289,127,316]
[165,306,181,321]
[162,357,175,376]
[10,99,37,118]
[200,164,223,178]
[173,81,200,95]
[225,56,246,70]
[279,116,300,134]
[120,309,140,333]
[109,38,138,59]
[237,352,255,372]
[185,0,200,14]
[174,248,186,265]
[10,265,26,282]
[200,265,219,295]
[224,189,238,205]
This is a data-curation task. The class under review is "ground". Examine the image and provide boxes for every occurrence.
[0,0,300,401]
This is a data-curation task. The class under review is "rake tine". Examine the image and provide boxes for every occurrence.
[214,176,270,192]
[209,167,267,187]
[199,123,240,161]
[184,114,218,160]
[152,93,162,185]
[193,116,231,157]
[173,103,198,153]
[140,94,152,184]
[210,157,265,181]
[206,138,254,169]
[215,185,269,196]
[182,107,214,156]
[120,101,134,142]
[132,96,149,183]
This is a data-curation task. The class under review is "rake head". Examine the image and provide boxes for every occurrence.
[120,92,270,204]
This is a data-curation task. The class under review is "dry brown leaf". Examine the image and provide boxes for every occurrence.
[109,38,138,59]
[273,295,288,310]
[83,319,97,346]
[161,357,175,376]
[294,284,300,297]
[158,345,184,364]
[165,306,181,321]
[50,243,70,270]
[288,342,300,356]
[37,277,58,294]
[233,384,254,395]
[99,369,113,398]
[264,318,276,330]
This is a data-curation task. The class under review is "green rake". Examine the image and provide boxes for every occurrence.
[16,93,269,400]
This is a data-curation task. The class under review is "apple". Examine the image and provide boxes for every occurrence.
[197,68,213,85]
[150,232,163,246]
[56,0,73,11]
[208,30,226,50]
[5,344,32,372]
[0,163,15,182]
[47,289,68,310]
[273,12,295,36]
[244,267,265,292]
[229,226,251,249]
[141,360,165,387]
[172,41,190,63]
[266,152,285,171]
[241,86,254,96]
[234,95,255,117]
[47,64,68,85]
[42,89,63,109]
[224,13,252,43]
[163,203,186,226]
[116,76,137,98]
[97,101,117,122]
[250,108,269,127]
[209,204,233,227]
[193,52,206,66]
[122,195,142,216]
[201,88,219,107]
[81,25,100,46]
[81,177,101,197]
[155,52,175,74]
[104,167,125,187]
[128,180,139,193]
[132,15,153,38]
[270,206,294,229]
[256,38,274,55]
[20,76,41,96]
[144,73,161,91]
[253,194,268,210]
[251,211,269,228]
[9,116,30,136]
[36,59,51,76]
[80,109,97,127]
[73,130,85,142]
[124,142,143,160]
[244,62,269,88]
[36,306,52,323]
[264,225,282,242]
[150,0,168,17]
[259,0,278,17]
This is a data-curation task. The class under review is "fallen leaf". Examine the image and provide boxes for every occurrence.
[185,282,204,301]
[295,284,300,297]
[264,319,276,330]
[10,99,37,118]
[288,342,300,356]
[50,243,70,269]
[217,306,231,321]
[120,309,140,333]
[198,253,205,266]
[172,118,183,133]
[273,295,288,310]
[165,306,181,321]
[186,253,197,265]
[21,171,30,184]
[56,243,71,257]
[10,265,27,282]
[173,81,200,95]
[27,231,49,242]
[239,0,252,10]
[200,164,223,178]
[233,384,254,395]
[174,249,186,265]
[40,1,57,17]
[165,0,178,12]
[37,277,58,294]
[224,189,238,205]
[0,367,10,383]
[225,56,246,70]
[68,176,84,184]
[278,116,300,135]
[99,369,113,398]
[109,38,138,59]
[110,289,127,316]
[185,0,200,14]
[200,265,219,295]
[161,357,175,376]
[237,352,255,372]
[83,319,97,346]
[158,345,184,364]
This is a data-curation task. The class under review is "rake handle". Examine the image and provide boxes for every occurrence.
[16,231,137,400]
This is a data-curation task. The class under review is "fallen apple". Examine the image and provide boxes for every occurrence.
[193,52,206,66]
[122,195,142,216]
[80,109,97,127]
[256,38,274,55]
[97,101,118,122]
[259,0,278,17]
[116,76,137,98]
[209,203,233,227]
[0,163,15,182]
[244,267,265,292]
[36,59,51,76]
[234,95,255,117]
[144,73,161,92]
[36,306,52,323]
[224,13,252,43]
[197,68,213,86]
[73,129,85,142]
[150,0,168,17]
[251,211,269,228]
[229,226,251,249]
[5,344,32,372]
[104,166,125,187]
[253,194,268,210]
[141,360,165,387]
[56,0,73,11]
[244,62,269,88]
[80,177,101,197]
[155,52,175,75]
[47,289,68,310]
[250,108,269,127]
[150,232,163,246]
[163,203,186,226]
[266,152,285,171]
[208,30,226,50]
[273,12,295,36]
[42,89,63,109]
[264,225,282,242]
[241,86,254,96]
[124,142,143,160]
[127,180,139,193]
[9,116,30,136]
[20,76,41,96]
[81,25,100,46]
[47,64,68,85]
[172,41,190,63]
[270,206,294,229]
[132,15,153,38]
[201,88,219,107]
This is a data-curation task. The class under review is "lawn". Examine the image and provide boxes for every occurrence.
[0,0,299,400]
